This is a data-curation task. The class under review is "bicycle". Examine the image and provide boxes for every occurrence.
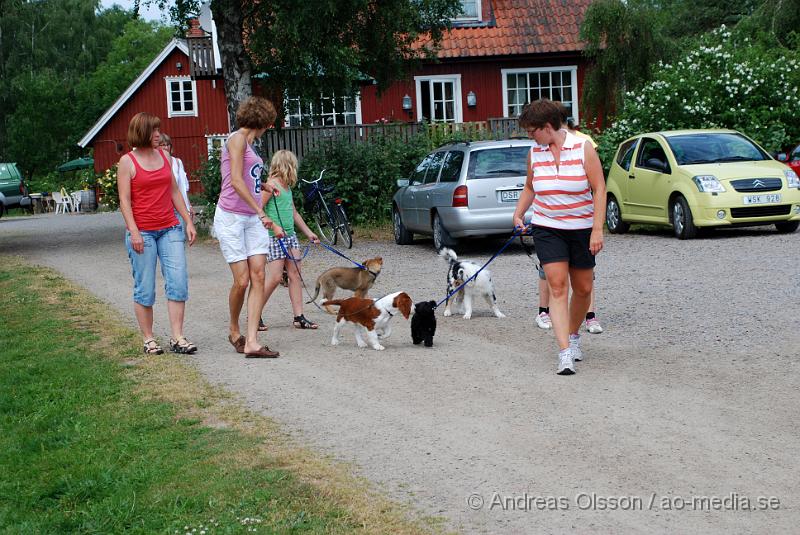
[301,169,353,248]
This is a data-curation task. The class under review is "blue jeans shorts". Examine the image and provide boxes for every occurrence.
[126,224,188,306]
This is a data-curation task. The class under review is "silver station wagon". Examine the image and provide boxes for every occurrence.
[392,140,536,249]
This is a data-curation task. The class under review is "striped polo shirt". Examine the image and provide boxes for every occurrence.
[530,130,594,230]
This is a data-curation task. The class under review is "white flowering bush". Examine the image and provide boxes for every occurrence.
[96,164,119,209]
[597,26,800,166]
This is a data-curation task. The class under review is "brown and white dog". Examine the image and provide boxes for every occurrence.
[323,291,413,351]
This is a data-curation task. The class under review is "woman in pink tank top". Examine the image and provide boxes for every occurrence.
[512,99,606,376]
[212,96,286,358]
[117,112,197,356]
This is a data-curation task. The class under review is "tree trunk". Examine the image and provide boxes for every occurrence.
[211,0,252,130]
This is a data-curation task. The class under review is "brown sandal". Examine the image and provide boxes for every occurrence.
[228,334,245,354]
[143,338,163,355]
[245,346,280,358]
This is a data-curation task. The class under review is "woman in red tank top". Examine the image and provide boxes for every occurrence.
[117,112,197,355]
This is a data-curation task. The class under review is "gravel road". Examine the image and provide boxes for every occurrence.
[2,212,799,534]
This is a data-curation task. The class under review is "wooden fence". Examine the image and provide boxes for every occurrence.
[260,117,523,161]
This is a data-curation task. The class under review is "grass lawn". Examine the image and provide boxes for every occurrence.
[0,257,443,534]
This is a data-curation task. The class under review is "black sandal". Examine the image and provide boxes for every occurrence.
[258,318,268,331]
[293,315,318,329]
[169,336,198,354]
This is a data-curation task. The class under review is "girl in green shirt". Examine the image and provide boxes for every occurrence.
[261,150,320,330]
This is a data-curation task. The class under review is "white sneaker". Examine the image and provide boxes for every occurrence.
[535,312,552,329]
[586,317,603,334]
[557,348,575,375]
[569,334,583,362]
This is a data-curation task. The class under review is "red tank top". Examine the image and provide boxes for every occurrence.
[128,149,179,231]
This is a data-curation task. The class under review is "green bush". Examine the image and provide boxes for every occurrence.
[195,149,221,207]
[597,26,800,167]
[298,133,431,225]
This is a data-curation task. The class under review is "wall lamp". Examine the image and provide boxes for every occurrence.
[402,94,412,111]
[466,90,477,107]
[176,61,183,71]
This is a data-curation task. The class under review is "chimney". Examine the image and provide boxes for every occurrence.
[186,17,205,38]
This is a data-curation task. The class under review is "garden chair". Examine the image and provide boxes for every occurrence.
[52,189,73,214]
[70,191,82,213]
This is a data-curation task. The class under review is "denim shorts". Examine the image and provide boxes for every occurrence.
[126,224,188,306]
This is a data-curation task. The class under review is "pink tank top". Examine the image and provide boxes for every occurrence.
[218,132,264,215]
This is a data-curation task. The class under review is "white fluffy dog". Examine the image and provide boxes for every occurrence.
[439,248,505,319]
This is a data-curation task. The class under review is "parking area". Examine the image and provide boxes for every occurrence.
[2,212,798,534]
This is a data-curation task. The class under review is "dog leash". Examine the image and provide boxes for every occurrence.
[434,226,527,309]
[315,242,380,278]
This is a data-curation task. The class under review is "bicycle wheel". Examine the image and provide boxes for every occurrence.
[334,204,353,249]
[312,197,337,245]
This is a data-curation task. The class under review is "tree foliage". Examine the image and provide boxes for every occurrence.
[596,27,800,165]
[0,0,171,177]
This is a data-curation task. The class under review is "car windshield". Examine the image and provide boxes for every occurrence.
[666,133,770,165]
[466,146,530,180]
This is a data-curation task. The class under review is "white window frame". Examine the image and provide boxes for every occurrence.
[453,0,481,21]
[165,76,198,118]
[205,134,227,155]
[283,92,362,127]
[414,74,463,123]
[501,66,579,123]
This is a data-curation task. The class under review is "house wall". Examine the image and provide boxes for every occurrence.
[89,49,229,193]
[359,54,588,125]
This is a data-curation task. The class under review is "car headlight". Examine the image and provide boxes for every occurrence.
[692,175,726,193]
[785,169,800,188]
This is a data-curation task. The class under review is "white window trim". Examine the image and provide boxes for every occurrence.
[165,76,198,118]
[453,0,481,21]
[282,92,362,127]
[414,74,463,123]
[205,133,228,155]
[501,66,579,123]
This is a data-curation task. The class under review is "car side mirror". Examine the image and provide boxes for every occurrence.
[396,179,409,187]
[645,158,668,173]
[775,153,788,162]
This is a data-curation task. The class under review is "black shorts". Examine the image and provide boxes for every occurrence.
[531,225,595,270]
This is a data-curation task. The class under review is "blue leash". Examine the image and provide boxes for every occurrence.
[434,226,528,309]
[316,242,368,270]
[278,238,311,261]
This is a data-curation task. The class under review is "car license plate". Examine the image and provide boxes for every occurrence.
[742,194,781,205]
[500,189,521,202]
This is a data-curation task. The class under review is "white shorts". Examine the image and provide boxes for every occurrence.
[213,205,271,263]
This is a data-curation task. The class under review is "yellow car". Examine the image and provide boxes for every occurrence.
[606,129,800,238]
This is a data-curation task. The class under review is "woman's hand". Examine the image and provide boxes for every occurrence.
[185,221,197,246]
[272,223,285,239]
[513,215,527,232]
[589,228,604,255]
[307,232,320,244]
[130,230,144,254]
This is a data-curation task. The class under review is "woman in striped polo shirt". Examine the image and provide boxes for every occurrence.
[512,99,606,375]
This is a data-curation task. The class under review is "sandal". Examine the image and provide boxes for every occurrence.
[143,338,164,355]
[258,318,269,331]
[228,334,245,354]
[245,345,280,358]
[170,336,198,354]
[293,314,318,329]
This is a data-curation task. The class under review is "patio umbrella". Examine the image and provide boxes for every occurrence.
[57,157,94,173]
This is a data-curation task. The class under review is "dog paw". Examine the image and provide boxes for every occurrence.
[495,311,506,318]
[373,344,385,351]
[331,338,339,346]
[443,309,452,317]
[462,313,472,320]
[356,341,368,348]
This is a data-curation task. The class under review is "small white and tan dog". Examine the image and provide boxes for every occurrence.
[439,247,505,319]
[323,291,413,350]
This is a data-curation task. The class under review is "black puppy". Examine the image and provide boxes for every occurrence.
[411,300,437,347]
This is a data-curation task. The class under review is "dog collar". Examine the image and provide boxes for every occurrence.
[367,269,380,279]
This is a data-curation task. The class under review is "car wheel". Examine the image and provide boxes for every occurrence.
[393,206,413,245]
[606,195,629,234]
[775,220,799,233]
[671,196,697,239]
[433,212,455,251]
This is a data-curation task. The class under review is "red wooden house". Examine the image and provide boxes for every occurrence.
[79,0,591,183]
[77,39,229,193]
